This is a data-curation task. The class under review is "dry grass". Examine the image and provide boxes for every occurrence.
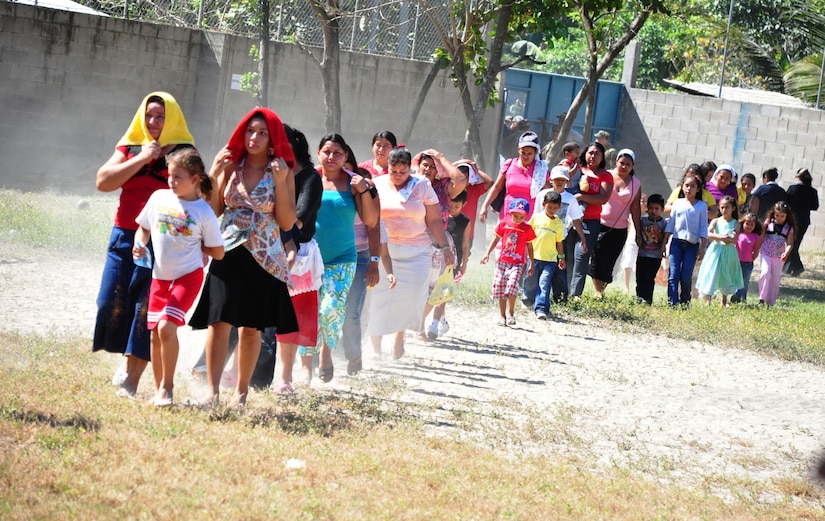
[1,332,823,520]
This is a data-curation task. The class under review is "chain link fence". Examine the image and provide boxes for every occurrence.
[65,0,446,62]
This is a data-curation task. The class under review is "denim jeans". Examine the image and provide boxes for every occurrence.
[521,259,538,305]
[668,239,699,306]
[533,260,558,314]
[552,231,577,302]
[570,219,600,297]
[341,249,370,361]
[733,261,754,301]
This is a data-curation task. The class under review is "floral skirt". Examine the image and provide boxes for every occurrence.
[298,262,356,356]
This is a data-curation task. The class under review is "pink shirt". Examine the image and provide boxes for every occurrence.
[736,231,759,262]
[374,174,439,247]
[499,159,536,222]
[358,159,388,177]
[600,175,640,229]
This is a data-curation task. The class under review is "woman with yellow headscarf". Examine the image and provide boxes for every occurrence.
[93,92,195,399]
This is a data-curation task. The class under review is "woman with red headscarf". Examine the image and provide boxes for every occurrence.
[189,108,298,407]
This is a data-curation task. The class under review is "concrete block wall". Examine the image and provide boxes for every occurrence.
[0,3,484,194]
[620,88,825,251]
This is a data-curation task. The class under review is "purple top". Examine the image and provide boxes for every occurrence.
[705,181,738,206]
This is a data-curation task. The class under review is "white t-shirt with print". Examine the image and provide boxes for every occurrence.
[136,189,223,280]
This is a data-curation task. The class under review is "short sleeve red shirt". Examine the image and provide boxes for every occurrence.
[494,219,536,264]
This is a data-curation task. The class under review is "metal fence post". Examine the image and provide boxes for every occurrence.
[123,0,128,19]
[198,0,204,27]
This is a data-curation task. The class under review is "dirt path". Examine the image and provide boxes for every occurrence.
[1,250,823,493]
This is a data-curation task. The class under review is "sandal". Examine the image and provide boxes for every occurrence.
[274,383,294,395]
[318,365,334,383]
[347,357,362,376]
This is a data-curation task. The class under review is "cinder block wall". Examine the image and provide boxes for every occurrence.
[619,89,824,250]
[0,3,487,194]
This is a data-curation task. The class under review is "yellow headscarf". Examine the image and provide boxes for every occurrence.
[115,91,195,147]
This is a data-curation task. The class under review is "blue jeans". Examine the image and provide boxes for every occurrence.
[341,249,370,361]
[734,261,754,301]
[668,239,699,306]
[534,260,558,314]
[570,219,600,297]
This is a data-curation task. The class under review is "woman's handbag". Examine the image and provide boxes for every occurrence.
[427,266,455,306]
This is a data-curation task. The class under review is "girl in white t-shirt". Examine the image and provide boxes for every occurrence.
[133,148,225,407]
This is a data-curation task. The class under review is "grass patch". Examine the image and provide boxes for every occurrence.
[0,189,115,254]
[1,331,822,519]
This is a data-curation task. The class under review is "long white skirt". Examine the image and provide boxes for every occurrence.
[366,242,432,336]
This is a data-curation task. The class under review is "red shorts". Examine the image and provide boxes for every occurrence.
[147,269,204,329]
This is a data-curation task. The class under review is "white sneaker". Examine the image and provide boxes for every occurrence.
[438,318,450,336]
[507,315,516,326]
[112,366,128,387]
[427,321,439,340]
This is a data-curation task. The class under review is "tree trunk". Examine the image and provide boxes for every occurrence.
[310,0,342,133]
[257,0,269,107]
[547,5,652,162]
[402,59,442,143]
[582,76,597,147]
[460,2,513,170]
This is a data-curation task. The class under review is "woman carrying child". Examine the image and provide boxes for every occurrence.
[664,174,708,307]
[133,149,225,406]
[695,195,743,306]
[754,201,796,306]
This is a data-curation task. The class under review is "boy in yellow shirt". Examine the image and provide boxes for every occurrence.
[528,190,566,320]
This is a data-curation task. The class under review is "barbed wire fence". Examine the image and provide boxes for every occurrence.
[67,0,446,62]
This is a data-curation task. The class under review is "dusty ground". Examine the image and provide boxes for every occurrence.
[1,248,824,496]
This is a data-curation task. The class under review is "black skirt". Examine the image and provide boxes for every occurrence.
[588,225,628,284]
[190,246,298,333]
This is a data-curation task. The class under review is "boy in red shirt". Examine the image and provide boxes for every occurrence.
[480,198,536,326]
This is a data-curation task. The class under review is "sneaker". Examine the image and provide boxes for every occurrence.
[535,311,548,321]
[437,318,450,336]
[427,321,439,340]
[112,366,128,387]
[507,315,516,326]
[497,317,507,327]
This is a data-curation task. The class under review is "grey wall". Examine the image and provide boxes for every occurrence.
[0,2,487,194]
[2,3,822,250]
[615,88,825,250]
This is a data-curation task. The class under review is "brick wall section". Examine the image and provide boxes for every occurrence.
[0,3,488,194]
[620,88,824,250]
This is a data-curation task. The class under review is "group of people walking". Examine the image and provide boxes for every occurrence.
[92,93,818,407]
[92,93,493,407]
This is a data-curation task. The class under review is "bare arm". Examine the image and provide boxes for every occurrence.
[630,186,642,247]
[207,147,235,217]
[427,149,466,198]
[480,236,500,264]
[271,158,296,230]
[479,174,506,223]
[425,204,455,266]
[96,143,160,192]
[351,174,379,228]
[202,244,225,261]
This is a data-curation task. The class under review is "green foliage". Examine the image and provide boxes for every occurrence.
[784,53,825,103]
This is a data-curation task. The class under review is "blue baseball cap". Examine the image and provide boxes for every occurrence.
[509,198,530,214]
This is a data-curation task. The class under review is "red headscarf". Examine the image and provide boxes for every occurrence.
[226,108,295,170]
